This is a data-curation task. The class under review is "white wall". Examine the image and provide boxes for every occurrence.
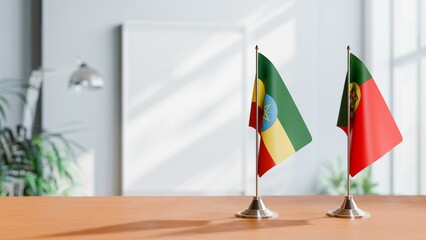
[364,0,393,194]
[366,0,426,195]
[314,1,365,192]
[0,0,31,127]
[42,0,363,195]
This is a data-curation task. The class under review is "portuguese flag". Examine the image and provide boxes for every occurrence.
[337,53,402,177]
[249,53,312,177]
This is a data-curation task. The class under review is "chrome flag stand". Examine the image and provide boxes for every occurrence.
[236,45,277,219]
[327,195,369,218]
[327,46,369,219]
[236,196,277,218]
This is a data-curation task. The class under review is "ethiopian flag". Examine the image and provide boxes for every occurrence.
[337,53,402,177]
[249,53,312,177]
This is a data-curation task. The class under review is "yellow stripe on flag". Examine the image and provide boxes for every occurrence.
[261,119,296,163]
[251,79,265,108]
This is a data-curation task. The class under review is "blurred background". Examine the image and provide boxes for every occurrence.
[0,0,424,196]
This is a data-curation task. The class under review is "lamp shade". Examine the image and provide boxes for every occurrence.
[69,63,104,90]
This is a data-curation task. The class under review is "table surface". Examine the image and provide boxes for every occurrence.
[1,195,425,239]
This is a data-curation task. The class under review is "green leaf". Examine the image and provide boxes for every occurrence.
[0,96,11,108]
[24,173,38,194]
[0,105,6,122]
[0,122,81,196]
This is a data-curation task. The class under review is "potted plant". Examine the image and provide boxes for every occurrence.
[0,79,80,196]
[318,156,378,195]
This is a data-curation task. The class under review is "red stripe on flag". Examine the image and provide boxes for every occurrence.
[339,126,348,134]
[250,102,275,176]
[350,79,402,176]
[258,140,276,177]
[249,102,263,133]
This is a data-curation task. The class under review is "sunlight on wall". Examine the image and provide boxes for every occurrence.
[120,0,362,196]
[240,0,294,30]
[258,20,295,69]
[173,31,243,79]
[393,0,417,58]
[368,0,426,195]
[422,1,426,48]
[393,62,418,194]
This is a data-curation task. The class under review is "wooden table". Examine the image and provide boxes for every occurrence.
[1,196,425,239]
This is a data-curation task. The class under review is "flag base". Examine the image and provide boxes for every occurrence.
[327,195,370,219]
[236,196,278,219]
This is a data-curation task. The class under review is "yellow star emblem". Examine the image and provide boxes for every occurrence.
[263,103,271,122]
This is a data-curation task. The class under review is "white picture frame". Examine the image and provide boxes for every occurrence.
[121,21,249,195]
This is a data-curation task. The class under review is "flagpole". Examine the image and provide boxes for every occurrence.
[326,46,369,219]
[255,45,259,198]
[236,45,277,219]
[346,45,351,198]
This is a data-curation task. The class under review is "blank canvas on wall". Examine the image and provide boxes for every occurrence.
[121,21,248,195]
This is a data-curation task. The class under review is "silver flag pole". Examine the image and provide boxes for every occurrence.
[327,46,369,219]
[236,45,277,219]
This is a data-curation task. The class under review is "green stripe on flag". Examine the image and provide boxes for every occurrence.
[337,53,373,127]
[350,53,372,85]
[258,53,312,150]
[337,78,349,127]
